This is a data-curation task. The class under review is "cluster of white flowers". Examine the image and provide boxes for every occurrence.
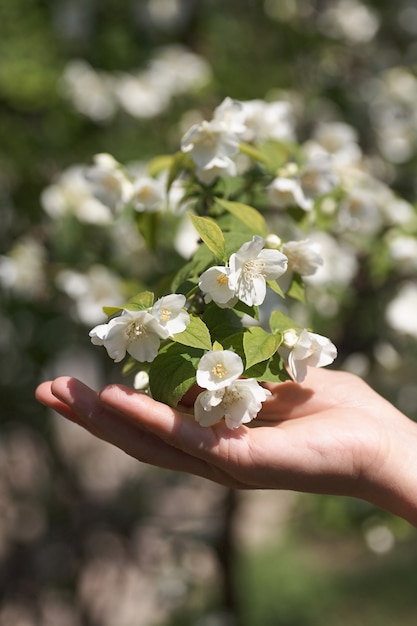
[194,350,271,429]
[89,294,189,363]
[61,46,212,123]
[40,153,189,225]
[181,97,295,184]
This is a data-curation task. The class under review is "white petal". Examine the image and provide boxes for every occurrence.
[194,393,226,427]
[199,266,235,304]
[257,249,288,280]
[127,333,161,362]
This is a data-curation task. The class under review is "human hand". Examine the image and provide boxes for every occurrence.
[35,368,417,525]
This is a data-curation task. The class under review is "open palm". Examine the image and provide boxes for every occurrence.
[36,367,416,519]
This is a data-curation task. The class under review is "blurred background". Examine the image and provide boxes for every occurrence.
[1,0,417,624]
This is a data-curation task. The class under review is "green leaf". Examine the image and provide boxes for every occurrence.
[215,198,267,238]
[266,279,286,299]
[135,212,160,250]
[287,275,305,303]
[122,357,148,377]
[170,242,214,293]
[172,314,212,350]
[245,352,291,383]
[149,343,202,406]
[125,291,155,310]
[243,327,282,370]
[202,303,244,342]
[257,140,293,172]
[239,142,271,165]
[147,154,174,177]
[190,214,227,262]
[102,305,123,317]
[269,310,301,334]
[167,150,194,190]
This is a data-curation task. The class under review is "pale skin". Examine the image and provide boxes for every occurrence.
[35,368,417,527]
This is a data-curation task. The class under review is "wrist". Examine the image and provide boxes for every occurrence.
[361,411,417,527]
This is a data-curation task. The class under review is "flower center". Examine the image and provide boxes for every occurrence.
[216,273,229,286]
[212,363,227,379]
[222,387,242,406]
[160,307,172,322]
[127,321,147,341]
[243,259,265,279]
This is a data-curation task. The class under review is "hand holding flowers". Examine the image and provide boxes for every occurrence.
[82,97,341,429]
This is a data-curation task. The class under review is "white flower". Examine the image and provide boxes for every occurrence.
[299,153,339,197]
[89,309,168,363]
[0,236,46,298]
[199,266,238,308]
[228,236,288,306]
[268,175,313,211]
[131,175,165,212]
[56,265,124,325]
[181,119,239,183]
[196,350,244,391]
[285,329,337,383]
[281,239,323,276]
[151,294,190,336]
[388,235,417,273]
[61,60,117,122]
[213,97,248,135]
[41,165,114,224]
[86,153,133,213]
[195,378,271,429]
[386,282,417,339]
[239,99,295,143]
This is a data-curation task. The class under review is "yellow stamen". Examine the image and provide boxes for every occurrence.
[216,273,229,286]
[212,363,227,378]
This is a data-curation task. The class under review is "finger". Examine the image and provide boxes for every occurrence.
[98,383,258,483]
[45,377,243,487]
[36,381,83,424]
[100,383,242,444]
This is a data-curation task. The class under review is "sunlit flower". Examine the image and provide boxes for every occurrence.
[194,350,270,428]
[181,119,239,183]
[240,99,295,143]
[151,294,190,335]
[386,282,417,339]
[228,236,288,306]
[303,232,358,289]
[89,309,167,363]
[212,97,248,135]
[85,153,133,213]
[199,266,237,308]
[40,165,113,224]
[318,0,380,44]
[196,350,244,391]
[267,174,313,211]
[387,235,417,273]
[131,175,165,212]
[0,236,46,299]
[281,239,323,276]
[283,329,337,383]
[60,59,117,122]
[194,378,271,429]
[56,265,124,325]
[299,153,339,198]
